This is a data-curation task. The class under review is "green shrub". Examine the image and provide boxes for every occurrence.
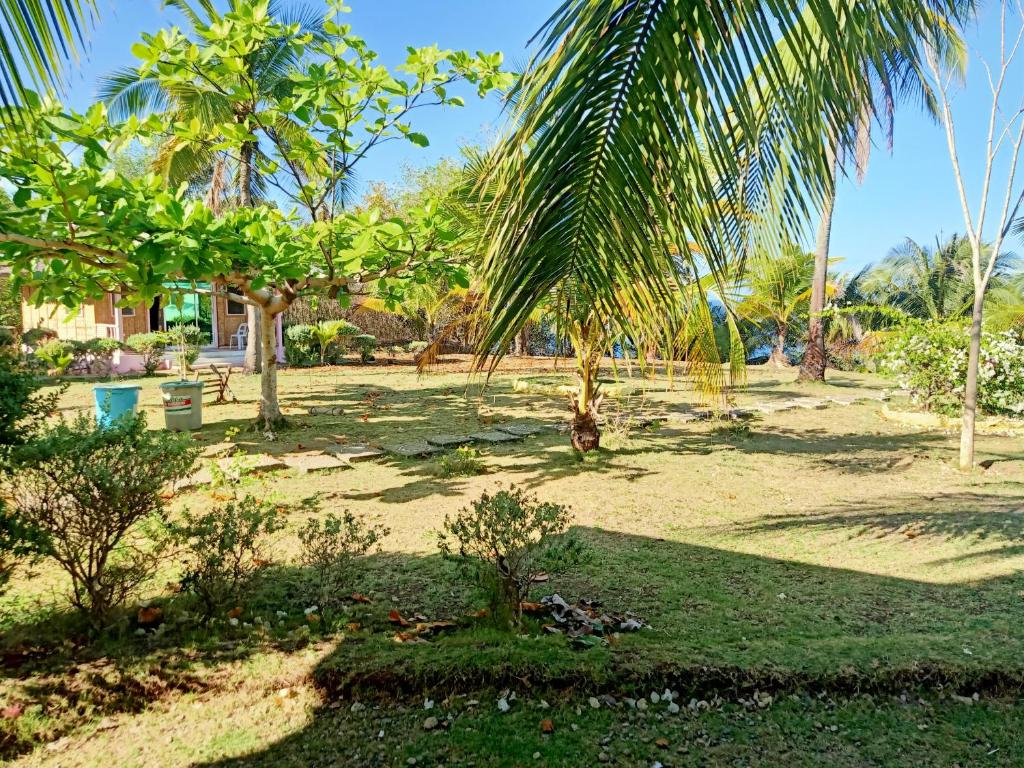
[353,334,376,363]
[168,493,285,621]
[0,351,60,598]
[33,339,75,375]
[311,319,360,365]
[438,487,571,629]
[437,446,486,478]
[880,321,1024,417]
[20,327,56,351]
[406,340,429,355]
[167,325,209,374]
[127,332,169,375]
[79,337,123,376]
[298,510,389,624]
[5,414,198,632]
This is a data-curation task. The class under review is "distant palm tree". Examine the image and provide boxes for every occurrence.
[0,0,95,112]
[861,235,1013,321]
[735,246,821,368]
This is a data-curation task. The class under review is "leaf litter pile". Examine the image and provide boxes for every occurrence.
[379,593,648,648]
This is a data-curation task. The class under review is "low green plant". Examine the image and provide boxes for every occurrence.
[311,319,360,365]
[438,487,572,629]
[5,414,198,632]
[298,509,389,624]
[406,340,429,355]
[33,339,74,375]
[127,332,169,375]
[353,334,377,363]
[169,493,285,621]
[437,446,487,478]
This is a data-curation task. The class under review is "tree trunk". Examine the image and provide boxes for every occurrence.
[238,141,261,375]
[244,303,261,373]
[959,290,985,470]
[570,408,600,453]
[767,325,790,368]
[257,306,282,429]
[798,144,837,382]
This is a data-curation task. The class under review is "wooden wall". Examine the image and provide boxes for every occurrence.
[214,292,247,347]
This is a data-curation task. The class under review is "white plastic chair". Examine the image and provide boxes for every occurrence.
[230,323,249,350]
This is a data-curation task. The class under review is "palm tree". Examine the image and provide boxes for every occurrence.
[0,1,94,113]
[735,246,819,368]
[861,235,1013,321]
[310,319,358,366]
[473,0,969,388]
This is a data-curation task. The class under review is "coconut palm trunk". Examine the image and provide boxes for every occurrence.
[569,319,605,452]
[798,145,838,382]
[237,141,262,375]
[768,324,790,368]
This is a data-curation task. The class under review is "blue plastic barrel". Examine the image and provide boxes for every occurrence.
[93,384,142,428]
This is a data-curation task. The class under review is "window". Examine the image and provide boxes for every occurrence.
[121,306,135,317]
[226,291,246,316]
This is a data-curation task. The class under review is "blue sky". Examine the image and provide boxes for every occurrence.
[67,1,1024,274]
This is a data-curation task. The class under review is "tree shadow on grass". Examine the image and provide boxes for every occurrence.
[734,491,1024,559]
[187,525,1024,767]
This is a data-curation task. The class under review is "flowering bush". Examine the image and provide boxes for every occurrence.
[880,321,1024,417]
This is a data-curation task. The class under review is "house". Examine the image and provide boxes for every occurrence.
[19,281,284,371]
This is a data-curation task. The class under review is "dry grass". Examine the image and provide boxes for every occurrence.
[4,360,1024,766]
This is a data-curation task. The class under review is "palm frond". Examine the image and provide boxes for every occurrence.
[475,0,969,380]
[0,0,95,112]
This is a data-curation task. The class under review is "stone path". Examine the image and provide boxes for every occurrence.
[426,434,476,448]
[385,441,443,458]
[282,453,349,474]
[323,444,384,463]
[470,430,522,444]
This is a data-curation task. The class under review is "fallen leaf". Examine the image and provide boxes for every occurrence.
[346,622,361,632]
[388,609,411,627]
[655,738,669,749]
[350,592,372,604]
[227,606,243,620]
[540,718,554,734]
[2,705,23,720]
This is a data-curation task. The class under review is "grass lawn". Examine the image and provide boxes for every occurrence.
[3,357,1024,766]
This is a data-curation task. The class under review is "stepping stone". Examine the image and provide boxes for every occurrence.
[728,408,756,419]
[283,453,350,474]
[788,398,827,409]
[426,434,476,448]
[324,444,384,463]
[470,430,522,444]
[239,454,289,473]
[200,441,235,458]
[386,441,442,458]
[172,467,213,491]
[309,405,345,416]
[496,423,547,437]
[826,395,858,406]
[666,413,698,424]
